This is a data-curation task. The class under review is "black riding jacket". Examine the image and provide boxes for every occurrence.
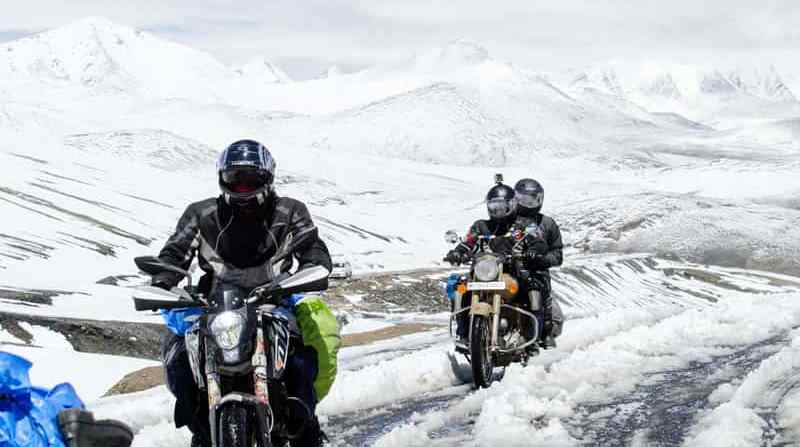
[156,195,331,294]
[455,212,563,274]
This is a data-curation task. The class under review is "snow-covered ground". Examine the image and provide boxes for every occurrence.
[80,256,800,446]
[2,16,800,446]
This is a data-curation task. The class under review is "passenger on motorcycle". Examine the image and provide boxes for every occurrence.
[513,178,564,348]
[445,178,564,350]
[152,140,333,447]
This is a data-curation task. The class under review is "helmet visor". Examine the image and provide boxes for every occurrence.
[221,169,269,194]
[487,197,515,219]
[517,191,543,209]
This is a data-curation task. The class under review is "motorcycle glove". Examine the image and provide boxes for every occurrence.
[526,252,550,270]
[445,250,463,265]
[151,272,179,290]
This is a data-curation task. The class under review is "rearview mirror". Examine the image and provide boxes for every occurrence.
[134,256,193,288]
[444,230,460,245]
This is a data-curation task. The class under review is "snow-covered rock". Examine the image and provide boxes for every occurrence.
[234,57,292,84]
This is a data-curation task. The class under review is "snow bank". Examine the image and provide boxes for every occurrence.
[684,328,800,446]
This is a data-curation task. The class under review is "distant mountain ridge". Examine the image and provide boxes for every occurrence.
[567,62,796,103]
[0,17,290,95]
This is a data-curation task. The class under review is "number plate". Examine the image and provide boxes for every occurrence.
[467,281,506,291]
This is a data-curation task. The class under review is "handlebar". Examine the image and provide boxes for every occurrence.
[133,296,204,312]
[456,250,526,262]
[133,263,330,313]
[133,283,288,313]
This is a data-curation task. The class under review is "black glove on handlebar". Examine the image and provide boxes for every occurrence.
[445,250,464,265]
[526,251,549,270]
[151,272,179,291]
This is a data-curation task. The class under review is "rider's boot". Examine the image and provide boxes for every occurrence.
[294,416,327,446]
[454,313,469,353]
[542,334,557,349]
[190,434,210,447]
[538,296,557,350]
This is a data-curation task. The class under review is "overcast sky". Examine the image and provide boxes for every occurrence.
[1,0,798,79]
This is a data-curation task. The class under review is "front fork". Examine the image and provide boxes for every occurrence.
[491,293,501,348]
[252,322,272,441]
[207,309,284,447]
[206,340,222,447]
[467,292,502,350]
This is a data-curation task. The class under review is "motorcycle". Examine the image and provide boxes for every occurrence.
[444,229,544,388]
[132,240,329,447]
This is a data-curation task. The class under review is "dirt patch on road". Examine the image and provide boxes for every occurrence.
[326,271,450,314]
[105,366,165,397]
[105,323,441,396]
[341,323,439,347]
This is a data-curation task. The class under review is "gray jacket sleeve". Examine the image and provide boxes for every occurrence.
[542,216,563,268]
[156,204,201,283]
[289,202,332,271]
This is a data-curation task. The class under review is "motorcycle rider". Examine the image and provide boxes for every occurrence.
[513,178,564,349]
[444,179,519,347]
[152,139,332,447]
[445,177,563,349]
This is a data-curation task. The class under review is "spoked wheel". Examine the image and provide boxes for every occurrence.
[470,315,494,388]
[219,404,257,447]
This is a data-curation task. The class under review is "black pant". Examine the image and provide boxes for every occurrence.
[161,333,319,445]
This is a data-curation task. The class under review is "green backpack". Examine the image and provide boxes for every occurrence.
[294,295,341,401]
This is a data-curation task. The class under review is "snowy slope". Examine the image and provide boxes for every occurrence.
[234,57,292,84]
[0,18,798,287]
[0,17,231,98]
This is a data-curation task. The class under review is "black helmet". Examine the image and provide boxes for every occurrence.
[485,183,517,221]
[514,178,544,214]
[217,139,276,208]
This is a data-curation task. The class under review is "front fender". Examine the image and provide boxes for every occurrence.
[470,301,493,316]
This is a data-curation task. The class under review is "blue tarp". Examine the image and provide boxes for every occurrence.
[0,352,84,447]
[161,307,203,336]
[445,273,460,301]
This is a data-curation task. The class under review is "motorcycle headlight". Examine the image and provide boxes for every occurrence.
[210,311,245,350]
[474,257,500,281]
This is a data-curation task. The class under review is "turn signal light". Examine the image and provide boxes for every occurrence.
[503,274,519,297]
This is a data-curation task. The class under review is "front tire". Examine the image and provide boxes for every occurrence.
[470,315,494,388]
[219,404,255,447]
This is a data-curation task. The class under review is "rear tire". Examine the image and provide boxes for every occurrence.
[470,315,494,388]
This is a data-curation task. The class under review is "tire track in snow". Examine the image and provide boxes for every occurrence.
[683,329,800,447]
[461,293,800,447]
[574,332,790,446]
[325,386,470,446]
[364,305,687,445]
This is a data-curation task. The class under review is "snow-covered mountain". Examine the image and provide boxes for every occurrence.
[234,57,292,84]
[322,65,343,79]
[562,61,800,125]
[0,17,292,99]
[567,62,796,102]
[0,17,798,283]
